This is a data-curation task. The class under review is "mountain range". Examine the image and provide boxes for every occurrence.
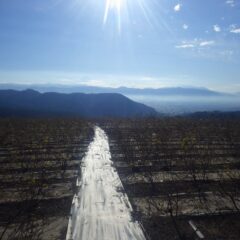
[0,84,230,96]
[0,89,156,117]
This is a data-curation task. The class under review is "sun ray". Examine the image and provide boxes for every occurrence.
[103,0,111,25]
[103,0,124,33]
[102,0,172,36]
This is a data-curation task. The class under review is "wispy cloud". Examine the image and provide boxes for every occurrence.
[176,44,194,49]
[174,4,182,12]
[226,0,235,7]
[175,38,237,62]
[230,28,240,33]
[229,24,240,33]
[182,24,189,30]
[176,39,215,49]
[213,25,221,32]
[199,41,215,46]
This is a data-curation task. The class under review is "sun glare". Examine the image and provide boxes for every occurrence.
[103,0,124,32]
[111,0,123,9]
[102,0,166,35]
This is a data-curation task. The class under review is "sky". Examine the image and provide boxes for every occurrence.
[0,0,240,92]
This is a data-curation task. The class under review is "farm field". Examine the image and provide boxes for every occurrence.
[101,118,240,240]
[0,119,94,240]
[0,117,240,240]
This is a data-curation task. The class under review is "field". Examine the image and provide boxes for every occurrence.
[0,117,240,240]
[101,118,240,240]
[0,119,94,240]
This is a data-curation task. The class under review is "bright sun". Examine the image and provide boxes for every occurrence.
[105,0,123,12]
[110,0,122,9]
[102,0,157,34]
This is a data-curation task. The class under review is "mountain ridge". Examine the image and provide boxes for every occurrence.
[0,89,156,117]
[0,83,231,96]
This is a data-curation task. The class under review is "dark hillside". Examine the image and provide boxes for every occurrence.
[0,89,156,117]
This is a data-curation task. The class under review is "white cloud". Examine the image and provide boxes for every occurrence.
[182,24,189,30]
[175,44,194,48]
[174,4,182,12]
[175,39,215,49]
[229,24,240,33]
[230,28,240,33]
[199,41,215,46]
[213,25,221,32]
[226,0,235,7]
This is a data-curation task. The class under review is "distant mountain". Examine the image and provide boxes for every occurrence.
[0,84,228,96]
[116,86,224,96]
[0,89,156,117]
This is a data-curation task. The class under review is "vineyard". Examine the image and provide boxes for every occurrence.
[0,117,240,240]
[0,119,94,240]
[101,118,240,240]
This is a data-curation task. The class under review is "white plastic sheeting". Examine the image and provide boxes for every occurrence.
[66,126,146,240]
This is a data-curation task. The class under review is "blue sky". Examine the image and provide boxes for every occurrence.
[0,0,240,92]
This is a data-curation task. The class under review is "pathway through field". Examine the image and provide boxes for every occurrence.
[66,126,146,240]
